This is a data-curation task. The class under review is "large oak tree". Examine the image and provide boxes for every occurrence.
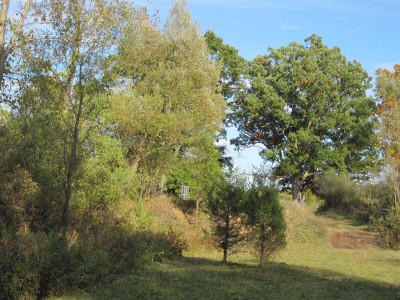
[231,35,377,202]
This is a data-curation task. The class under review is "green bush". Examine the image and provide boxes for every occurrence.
[304,188,323,207]
[317,172,367,214]
[378,202,400,249]
[68,242,112,289]
[366,184,400,249]
[114,229,187,267]
[0,201,189,299]
[0,232,69,299]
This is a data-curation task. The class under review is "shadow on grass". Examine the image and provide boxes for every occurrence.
[76,256,400,300]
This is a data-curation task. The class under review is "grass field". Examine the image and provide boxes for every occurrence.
[54,197,400,300]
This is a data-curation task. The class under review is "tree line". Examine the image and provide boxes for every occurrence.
[0,0,399,298]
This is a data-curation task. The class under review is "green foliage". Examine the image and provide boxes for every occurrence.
[317,171,367,213]
[167,138,225,221]
[204,30,247,100]
[246,187,287,267]
[366,183,400,249]
[372,202,400,249]
[207,170,249,262]
[230,34,378,202]
[0,232,70,299]
[304,188,323,206]
[0,0,209,298]
[167,158,198,199]
[110,0,226,196]
[0,208,189,299]
[72,133,140,211]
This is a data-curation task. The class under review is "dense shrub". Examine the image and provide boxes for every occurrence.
[304,188,323,206]
[317,172,367,213]
[366,184,400,249]
[0,168,39,238]
[376,202,400,249]
[0,201,188,299]
[0,232,70,299]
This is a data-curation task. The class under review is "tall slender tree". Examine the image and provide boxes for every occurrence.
[14,0,128,235]
[376,64,400,202]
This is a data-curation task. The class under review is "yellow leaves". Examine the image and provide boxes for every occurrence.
[301,78,309,85]
[254,133,263,140]
[376,64,400,168]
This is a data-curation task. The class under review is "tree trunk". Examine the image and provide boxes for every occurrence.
[61,89,83,237]
[195,198,200,223]
[0,0,31,87]
[0,0,10,86]
[291,174,305,203]
[61,59,83,237]
[259,225,265,267]
[223,208,230,263]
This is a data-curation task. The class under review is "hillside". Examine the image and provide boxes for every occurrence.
[55,195,400,300]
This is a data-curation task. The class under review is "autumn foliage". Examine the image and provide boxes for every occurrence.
[376,64,400,169]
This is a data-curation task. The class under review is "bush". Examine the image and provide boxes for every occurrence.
[0,232,69,299]
[377,202,400,249]
[366,184,400,249]
[0,168,39,238]
[0,199,189,299]
[304,188,323,207]
[317,172,367,214]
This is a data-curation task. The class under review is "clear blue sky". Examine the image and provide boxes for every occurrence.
[141,0,400,171]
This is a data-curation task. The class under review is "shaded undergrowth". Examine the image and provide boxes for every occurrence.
[54,196,400,300]
[58,257,400,300]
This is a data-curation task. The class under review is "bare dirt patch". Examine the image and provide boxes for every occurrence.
[329,229,381,249]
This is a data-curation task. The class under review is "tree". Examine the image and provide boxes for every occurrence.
[110,0,226,196]
[12,0,128,235]
[376,64,400,203]
[168,135,224,222]
[245,186,286,267]
[231,35,377,202]
[208,170,248,262]
[0,0,31,88]
[376,65,400,166]
[204,30,247,101]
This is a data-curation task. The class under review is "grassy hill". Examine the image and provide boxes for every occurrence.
[54,195,400,300]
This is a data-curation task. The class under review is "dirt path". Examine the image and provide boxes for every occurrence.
[329,229,381,249]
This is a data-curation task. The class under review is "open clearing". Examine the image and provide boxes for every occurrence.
[55,198,400,300]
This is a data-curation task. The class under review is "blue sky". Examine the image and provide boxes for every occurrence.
[142,0,400,171]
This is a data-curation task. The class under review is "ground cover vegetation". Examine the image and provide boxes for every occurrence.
[55,197,400,299]
[0,0,399,298]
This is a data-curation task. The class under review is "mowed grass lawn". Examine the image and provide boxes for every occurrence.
[55,198,400,300]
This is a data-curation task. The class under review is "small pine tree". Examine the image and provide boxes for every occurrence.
[208,172,248,262]
[246,187,287,267]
